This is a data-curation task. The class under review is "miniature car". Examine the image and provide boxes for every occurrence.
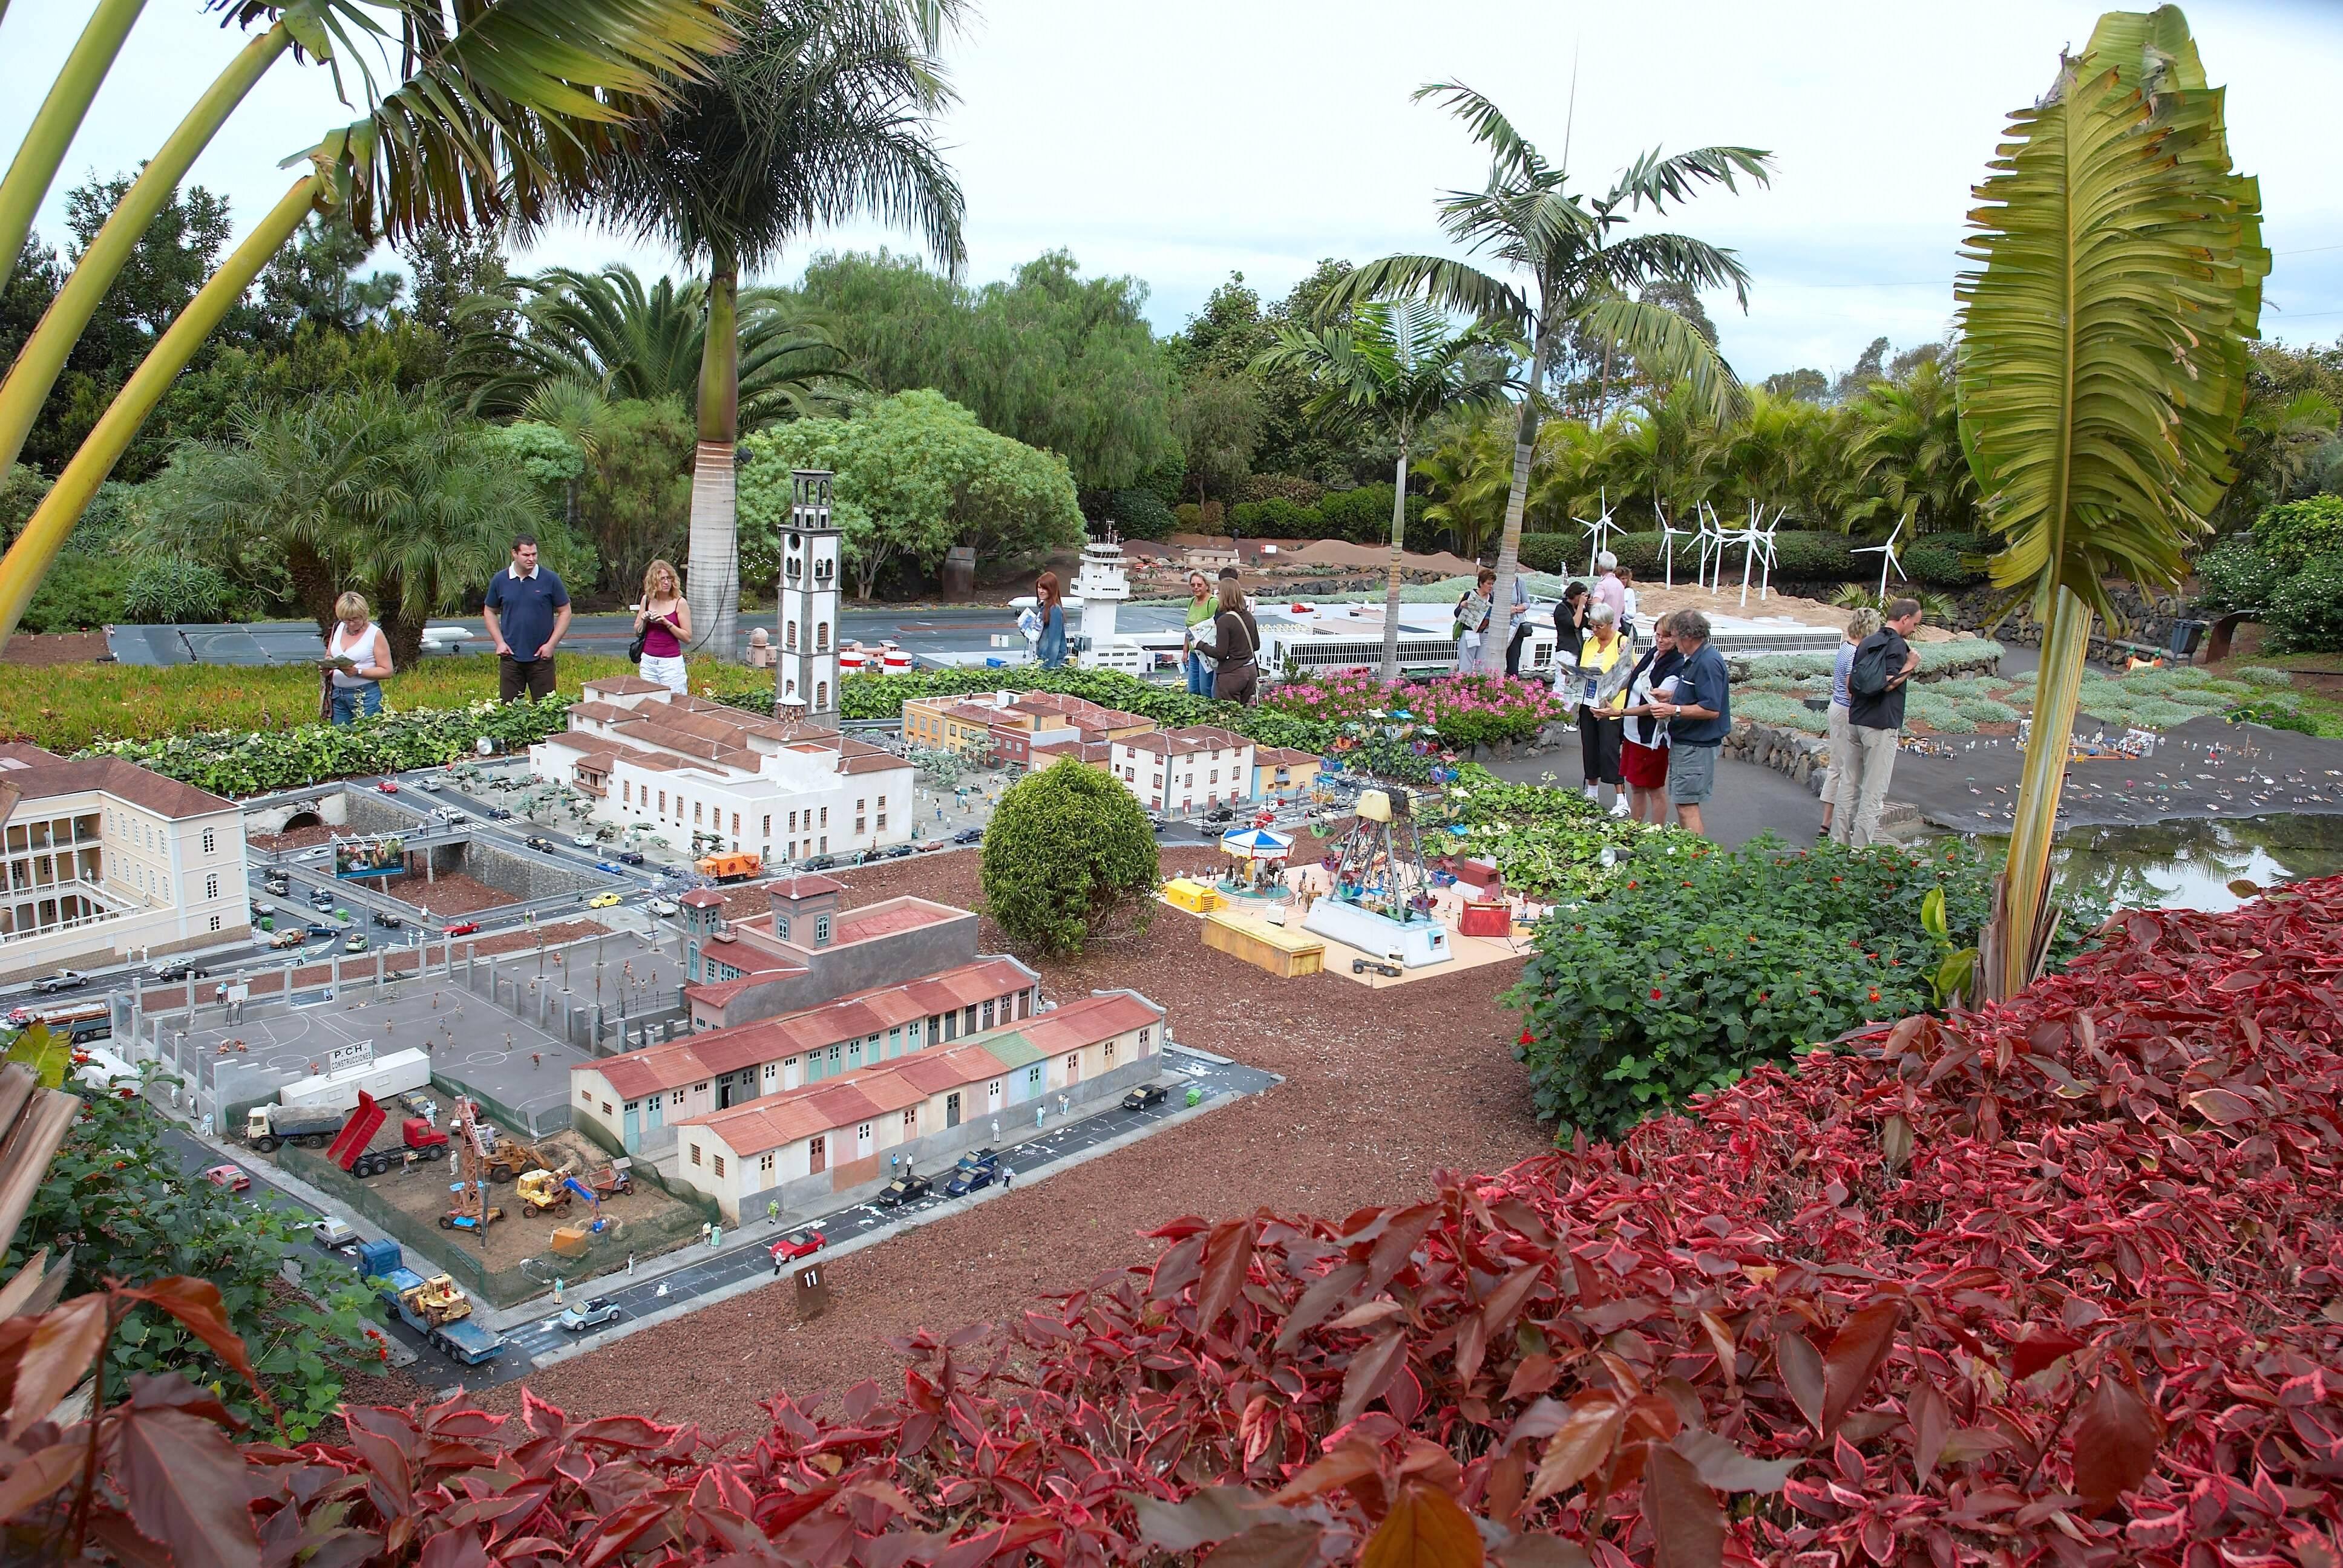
[263,875,290,896]
[203,1164,252,1192]
[618,851,646,866]
[873,1173,932,1207]
[526,836,555,852]
[587,892,623,909]
[416,779,440,792]
[310,889,336,910]
[770,1229,826,1266]
[951,828,982,845]
[942,1149,1000,1197]
[373,912,403,928]
[1204,805,1235,824]
[152,959,202,982]
[343,933,370,955]
[1121,1083,1168,1112]
[487,808,514,821]
[595,860,624,874]
[885,844,916,859]
[647,898,681,918]
[571,833,597,848]
[33,970,85,994]
[444,921,479,937]
[1350,958,1402,978]
[802,855,836,871]
[917,840,946,852]
[557,1298,623,1332]
[312,1217,358,1249]
[375,780,399,794]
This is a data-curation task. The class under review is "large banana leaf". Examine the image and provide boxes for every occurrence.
[1956,4,2266,997]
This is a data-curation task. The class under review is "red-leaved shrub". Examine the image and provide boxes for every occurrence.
[12,880,2343,1567]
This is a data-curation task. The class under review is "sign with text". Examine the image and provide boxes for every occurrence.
[327,1039,374,1073]
[334,836,405,880]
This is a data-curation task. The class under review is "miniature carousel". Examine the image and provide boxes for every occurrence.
[1300,787,1452,968]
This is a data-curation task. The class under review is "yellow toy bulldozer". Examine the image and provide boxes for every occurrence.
[515,1169,574,1215]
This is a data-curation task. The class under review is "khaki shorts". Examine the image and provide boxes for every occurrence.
[1667,742,1720,805]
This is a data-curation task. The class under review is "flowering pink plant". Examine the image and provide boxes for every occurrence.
[1262,670,1565,749]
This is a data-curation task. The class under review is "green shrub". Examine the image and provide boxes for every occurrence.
[1236,474,1326,507]
[1227,496,1322,540]
[2253,495,2343,567]
[1505,836,2101,1137]
[119,557,239,624]
[2190,536,2286,616]
[1106,487,1178,540]
[977,757,1159,956]
[21,554,131,633]
[2266,554,2343,653]
[84,696,578,795]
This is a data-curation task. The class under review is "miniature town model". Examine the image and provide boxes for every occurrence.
[0,743,251,982]
[529,679,914,866]
[569,875,1170,1222]
[1300,787,1452,968]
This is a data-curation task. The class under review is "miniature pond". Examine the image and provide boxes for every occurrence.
[1974,813,2343,915]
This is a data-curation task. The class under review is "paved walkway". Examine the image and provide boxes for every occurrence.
[1484,746,1824,849]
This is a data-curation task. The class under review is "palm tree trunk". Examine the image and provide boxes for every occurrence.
[0,175,315,651]
[0,0,148,294]
[1988,584,2093,998]
[686,256,741,661]
[1380,443,1409,684]
[0,21,290,478]
[1483,337,1550,675]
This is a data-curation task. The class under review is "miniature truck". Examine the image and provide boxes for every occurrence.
[694,850,763,883]
[359,1240,506,1366]
[243,1104,347,1151]
[325,1091,452,1178]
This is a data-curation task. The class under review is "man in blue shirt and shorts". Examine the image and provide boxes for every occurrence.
[1648,609,1731,838]
[482,534,572,702]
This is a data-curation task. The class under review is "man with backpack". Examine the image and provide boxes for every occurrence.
[1833,598,1925,848]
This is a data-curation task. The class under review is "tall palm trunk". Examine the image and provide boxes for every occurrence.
[0,21,290,477]
[1483,335,1550,675]
[686,256,741,659]
[0,177,315,650]
[1987,584,2092,998]
[1380,433,1410,683]
[0,0,148,292]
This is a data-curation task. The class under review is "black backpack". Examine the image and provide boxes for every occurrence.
[1849,636,1894,697]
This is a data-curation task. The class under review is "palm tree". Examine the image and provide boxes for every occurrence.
[0,0,737,650]
[1332,85,1770,670]
[1251,300,1512,679]
[1611,384,1721,534]
[575,0,966,661]
[2214,386,2341,530]
[1959,7,2266,998]
[152,388,542,670]
[1833,357,1979,537]
[451,264,854,423]
[1417,410,1513,561]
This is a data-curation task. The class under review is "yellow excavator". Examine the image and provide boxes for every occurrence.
[514,1168,574,1215]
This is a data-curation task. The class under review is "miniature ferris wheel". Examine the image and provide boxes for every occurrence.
[1317,787,1440,925]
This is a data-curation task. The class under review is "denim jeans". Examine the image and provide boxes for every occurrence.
[1185,652,1212,694]
[329,682,382,725]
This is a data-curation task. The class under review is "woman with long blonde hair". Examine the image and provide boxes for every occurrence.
[634,559,692,694]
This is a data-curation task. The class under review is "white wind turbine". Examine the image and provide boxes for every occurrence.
[1740,502,1784,606]
[1854,521,1907,601]
[1695,501,1729,592]
[1654,498,1692,591]
[1573,488,1616,577]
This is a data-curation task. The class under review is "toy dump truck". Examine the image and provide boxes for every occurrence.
[326,1091,452,1178]
[694,851,763,883]
[243,1104,346,1152]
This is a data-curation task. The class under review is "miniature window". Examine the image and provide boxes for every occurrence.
[689,1144,702,1166]
[814,915,831,946]
[760,1153,774,1174]
[713,1155,726,1177]
[775,915,790,941]
[1138,1026,1151,1048]
[205,875,219,900]
[901,1109,916,1133]
[1027,1065,1042,1088]
[202,829,215,854]
[1104,1040,1115,1065]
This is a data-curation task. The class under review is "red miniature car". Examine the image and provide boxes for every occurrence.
[444,921,479,936]
[770,1229,825,1266]
[203,1163,252,1192]
[375,780,399,794]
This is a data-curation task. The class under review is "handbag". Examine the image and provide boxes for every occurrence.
[628,630,648,662]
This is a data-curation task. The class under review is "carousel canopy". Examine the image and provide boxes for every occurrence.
[1220,826,1294,857]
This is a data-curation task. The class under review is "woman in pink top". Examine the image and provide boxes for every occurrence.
[634,559,692,694]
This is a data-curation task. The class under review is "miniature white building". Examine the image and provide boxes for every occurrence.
[1072,532,1147,673]
[0,744,249,981]
[775,468,842,725]
[1106,725,1257,815]
[529,681,914,865]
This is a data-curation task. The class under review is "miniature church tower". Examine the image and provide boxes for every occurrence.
[1073,525,1130,653]
[776,469,841,725]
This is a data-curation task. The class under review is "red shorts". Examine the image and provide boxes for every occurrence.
[1620,739,1670,789]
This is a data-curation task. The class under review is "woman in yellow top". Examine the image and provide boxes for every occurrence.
[1575,603,1633,815]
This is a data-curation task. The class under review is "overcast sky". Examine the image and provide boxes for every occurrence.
[6,0,2339,383]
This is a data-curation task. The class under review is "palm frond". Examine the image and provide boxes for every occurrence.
[1955,13,2266,622]
[1586,232,1755,308]
[1324,256,1531,338]
[1576,295,1745,425]
[1413,81,1547,189]
[1605,145,1772,214]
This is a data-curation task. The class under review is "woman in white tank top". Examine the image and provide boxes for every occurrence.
[324,590,393,724]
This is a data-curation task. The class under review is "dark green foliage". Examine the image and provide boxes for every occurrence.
[86,693,580,795]
[1104,486,1177,540]
[2191,535,2288,616]
[7,1083,380,1440]
[578,396,695,597]
[1314,483,1426,546]
[1227,496,1319,540]
[1505,836,2105,1137]
[22,555,131,633]
[2265,555,2343,652]
[1513,528,1989,587]
[978,758,1159,956]
[2194,497,2343,652]
[119,557,240,624]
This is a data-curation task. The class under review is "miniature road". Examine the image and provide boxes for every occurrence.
[149,1047,1274,1389]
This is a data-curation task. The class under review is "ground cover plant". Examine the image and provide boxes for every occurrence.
[1509,836,2104,1136]
[1264,670,1568,751]
[11,875,2338,1566]
[0,652,749,753]
[1429,774,1666,901]
[1729,655,2297,739]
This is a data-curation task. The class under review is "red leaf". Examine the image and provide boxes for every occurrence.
[1359,1480,1485,1568]
[1909,1380,1951,1485]
[115,1406,261,1568]
[1365,1203,1441,1292]
[1820,1301,1902,1436]
[2010,1329,2084,1381]
[1270,1442,1381,1505]
[1529,1400,1624,1502]
[6,1293,106,1440]
[1275,1263,1367,1351]
[1670,1427,1798,1494]
[1196,1217,1256,1333]
[2071,1374,2163,1512]
[1205,1521,1327,1568]
[1338,1326,1411,1427]
[118,1278,271,1413]
[2184,1088,2255,1125]
[1642,1444,1724,1568]
[0,1439,85,1522]
[1775,1329,1825,1433]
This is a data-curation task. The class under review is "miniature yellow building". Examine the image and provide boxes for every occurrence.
[1162,877,1222,913]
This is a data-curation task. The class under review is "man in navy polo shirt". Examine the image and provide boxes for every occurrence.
[1650,608,1731,838]
[482,533,572,702]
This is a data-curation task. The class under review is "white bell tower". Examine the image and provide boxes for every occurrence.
[776,469,841,725]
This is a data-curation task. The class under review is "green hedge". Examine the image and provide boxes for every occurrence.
[1515,530,1993,589]
[1224,483,1429,546]
[83,697,583,796]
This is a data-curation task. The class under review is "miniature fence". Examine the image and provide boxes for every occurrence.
[281,1145,711,1309]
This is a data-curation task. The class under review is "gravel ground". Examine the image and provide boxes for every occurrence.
[375,871,519,918]
[475,848,1549,1434]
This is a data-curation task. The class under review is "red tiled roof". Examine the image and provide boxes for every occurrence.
[767,873,844,898]
[678,1042,1013,1155]
[1024,991,1164,1053]
[680,889,726,908]
[1254,746,1320,766]
[0,746,237,818]
[836,902,949,941]
[582,676,670,696]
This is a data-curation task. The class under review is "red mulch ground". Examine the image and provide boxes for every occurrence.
[0,630,109,667]
[481,848,1549,1437]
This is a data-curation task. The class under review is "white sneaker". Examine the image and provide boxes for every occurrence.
[1608,797,1631,817]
